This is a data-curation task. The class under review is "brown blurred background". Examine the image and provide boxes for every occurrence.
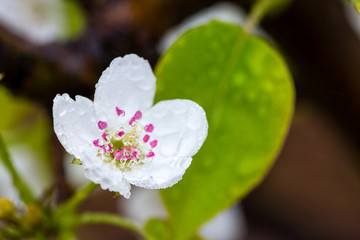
[1,0,360,239]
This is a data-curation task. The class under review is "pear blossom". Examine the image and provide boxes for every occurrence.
[53,54,208,198]
[0,0,83,45]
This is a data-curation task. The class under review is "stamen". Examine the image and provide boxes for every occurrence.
[134,111,142,120]
[150,140,158,148]
[143,134,150,143]
[129,117,136,126]
[92,113,157,171]
[115,107,125,117]
[100,145,107,153]
[114,150,122,160]
[131,151,138,160]
[98,121,108,130]
[129,160,135,167]
[93,139,100,147]
[122,146,129,158]
[144,124,154,133]
[126,124,138,144]
[102,132,107,141]
[146,152,155,158]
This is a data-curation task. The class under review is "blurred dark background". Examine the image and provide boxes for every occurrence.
[1,0,360,239]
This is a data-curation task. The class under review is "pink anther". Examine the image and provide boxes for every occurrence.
[131,151,138,159]
[146,152,155,158]
[144,124,154,133]
[102,132,107,141]
[118,131,125,137]
[115,107,125,117]
[108,145,112,151]
[134,111,142,120]
[114,150,122,160]
[97,121,108,130]
[129,117,136,126]
[93,139,100,147]
[150,140,158,148]
[143,134,150,143]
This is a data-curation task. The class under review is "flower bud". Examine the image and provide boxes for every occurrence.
[0,198,15,219]
[21,204,43,230]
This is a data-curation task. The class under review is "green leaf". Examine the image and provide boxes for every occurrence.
[155,21,294,240]
[144,219,206,240]
[0,86,33,130]
[349,0,360,13]
[145,219,172,240]
[145,219,204,240]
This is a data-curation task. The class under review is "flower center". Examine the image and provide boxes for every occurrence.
[92,108,157,171]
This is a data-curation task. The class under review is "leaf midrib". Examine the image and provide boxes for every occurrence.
[210,26,249,132]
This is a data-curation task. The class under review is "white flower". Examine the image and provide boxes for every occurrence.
[0,0,77,45]
[53,54,208,198]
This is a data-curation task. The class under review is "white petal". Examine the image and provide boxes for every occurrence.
[82,152,131,198]
[94,54,156,126]
[53,94,99,159]
[123,157,192,189]
[142,99,208,158]
[124,99,207,189]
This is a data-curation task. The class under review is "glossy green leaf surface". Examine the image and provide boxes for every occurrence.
[145,219,204,240]
[144,219,172,240]
[155,21,294,240]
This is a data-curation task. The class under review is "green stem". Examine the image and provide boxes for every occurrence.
[0,133,35,204]
[244,0,289,33]
[53,182,98,239]
[34,231,48,240]
[58,230,77,240]
[244,0,271,33]
[77,212,146,239]
[56,182,98,215]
